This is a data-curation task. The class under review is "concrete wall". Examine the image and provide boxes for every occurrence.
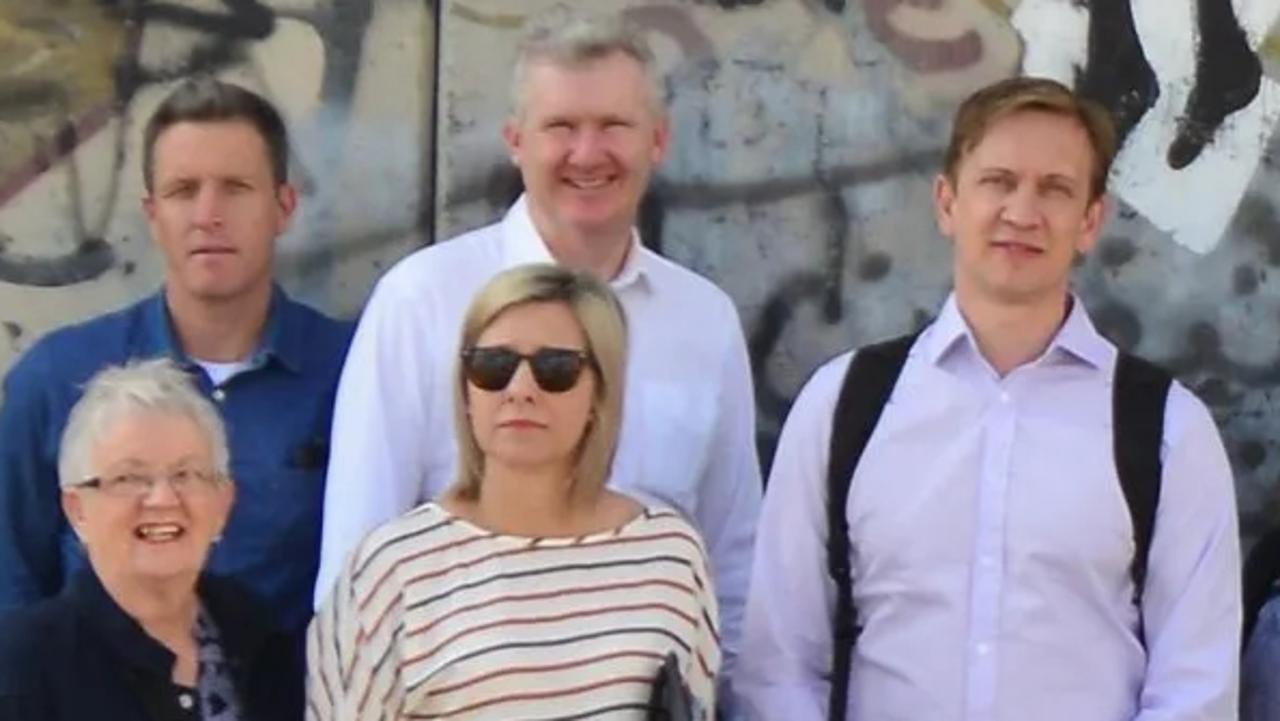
[6,0,1280,538]
[0,0,434,349]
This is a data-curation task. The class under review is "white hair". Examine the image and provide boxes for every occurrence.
[58,358,230,488]
[510,9,665,118]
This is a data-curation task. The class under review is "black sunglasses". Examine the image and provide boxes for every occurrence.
[461,346,592,393]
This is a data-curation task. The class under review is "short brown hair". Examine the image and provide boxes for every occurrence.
[142,78,289,192]
[943,76,1117,201]
[451,264,628,502]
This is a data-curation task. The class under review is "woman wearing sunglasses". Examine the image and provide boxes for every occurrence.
[308,263,720,720]
[0,359,300,720]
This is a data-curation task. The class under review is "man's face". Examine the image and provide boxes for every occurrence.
[143,120,296,305]
[935,110,1105,308]
[503,51,670,243]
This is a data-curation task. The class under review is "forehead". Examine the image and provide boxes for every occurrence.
[477,300,586,348]
[151,120,273,180]
[90,411,211,468]
[958,109,1096,180]
[518,52,656,119]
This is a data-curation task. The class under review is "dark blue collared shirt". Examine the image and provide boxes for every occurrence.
[0,287,352,634]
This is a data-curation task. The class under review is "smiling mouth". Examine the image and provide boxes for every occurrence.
[991,241,1044,255]
[135,523,185,542]
[564,176,615,190]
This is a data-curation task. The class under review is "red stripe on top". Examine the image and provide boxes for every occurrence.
[405,577,695,639]
[406,674,655,719]
[428,649,664,696]
[403,601,698,668]
[359,529,702,637]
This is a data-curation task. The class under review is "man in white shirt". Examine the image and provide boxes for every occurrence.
[315,11,762,701]
[737,77,1240,720]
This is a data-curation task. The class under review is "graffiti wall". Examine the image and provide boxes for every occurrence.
[6,0,1280,540]
[436,0,1280,541]
[0,0,435,361]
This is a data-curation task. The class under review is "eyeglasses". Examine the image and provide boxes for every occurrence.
[461,346,592,393]
[75,468,224,498]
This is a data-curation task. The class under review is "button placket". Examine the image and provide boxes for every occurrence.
[965,387,1016,720]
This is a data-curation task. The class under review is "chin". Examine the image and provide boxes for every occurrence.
[129,551,203,579]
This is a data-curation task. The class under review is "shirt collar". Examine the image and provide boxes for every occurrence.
[920,291,1111,371]
[499,193,652,292]
[135,286,304,374]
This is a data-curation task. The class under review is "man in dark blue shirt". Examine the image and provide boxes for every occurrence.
[0,78,352,639]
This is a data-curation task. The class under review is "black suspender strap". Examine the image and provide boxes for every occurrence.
[824,334,916,721]
[1112,351,1171,614]
[823,341,1170,719]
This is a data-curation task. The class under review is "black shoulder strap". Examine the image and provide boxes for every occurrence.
[1112,351,1172,616]
[825,334,916,721]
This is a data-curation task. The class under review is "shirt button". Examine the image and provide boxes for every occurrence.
[999,391,1010,404]
[979,555,995,567]
[212,388,226,403]
[976,642,991,656]
[178,692,194,710]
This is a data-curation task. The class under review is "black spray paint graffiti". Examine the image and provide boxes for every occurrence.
[449,152,939,464]
[1077,0,1261,169]
[0,0,380,288]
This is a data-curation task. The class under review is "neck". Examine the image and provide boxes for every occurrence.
[99,570,200,678]
[954,285,1071,377]
[472,460,596,537]
[528,205,633,280]
[165,283,271,362]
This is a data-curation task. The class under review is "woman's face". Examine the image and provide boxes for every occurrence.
[465,301,598,478]
[62,410,234,587]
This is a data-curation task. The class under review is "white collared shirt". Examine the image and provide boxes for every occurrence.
[316,195,762,684]
[737,294,1240,721]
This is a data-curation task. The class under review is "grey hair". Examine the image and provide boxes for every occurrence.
[510,10,665,117]
[58,359,230,489]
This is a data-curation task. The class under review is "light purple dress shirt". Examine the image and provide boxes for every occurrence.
[737,294,1240,721]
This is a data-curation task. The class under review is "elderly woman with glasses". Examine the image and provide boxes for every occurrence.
[309,264,721,720]
[0,359,300,720]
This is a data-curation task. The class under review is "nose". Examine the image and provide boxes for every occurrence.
[140,475,182,506]
[504,358,540,399]
[568,126,606,165]
[192,185,224,229]
[1000,184,1041,228]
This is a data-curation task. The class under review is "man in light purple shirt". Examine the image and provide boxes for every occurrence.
[736,77,1240,720]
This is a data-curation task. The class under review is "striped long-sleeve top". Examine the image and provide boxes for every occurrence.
[307,503,720,720]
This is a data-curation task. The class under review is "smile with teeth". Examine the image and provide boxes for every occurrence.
[135,523,185,542]
[992,241,1043,254]
[565,176,613,190]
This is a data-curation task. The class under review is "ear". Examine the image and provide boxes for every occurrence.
[61,490,87,539]
[502,117,523,166]
[142,193,157,223]
[213,478,237,538]
[275,183,299,234]
[1076,194,1108,255]
[933,173,958,238]
[650,112,672,166]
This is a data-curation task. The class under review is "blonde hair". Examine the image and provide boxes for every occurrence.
[452,263,628,501]
[944,76,1117,201]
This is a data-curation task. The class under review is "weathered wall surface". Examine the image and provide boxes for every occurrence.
[437,0,1280,541]
[6,0,1280,539]
[0,0,435,361]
